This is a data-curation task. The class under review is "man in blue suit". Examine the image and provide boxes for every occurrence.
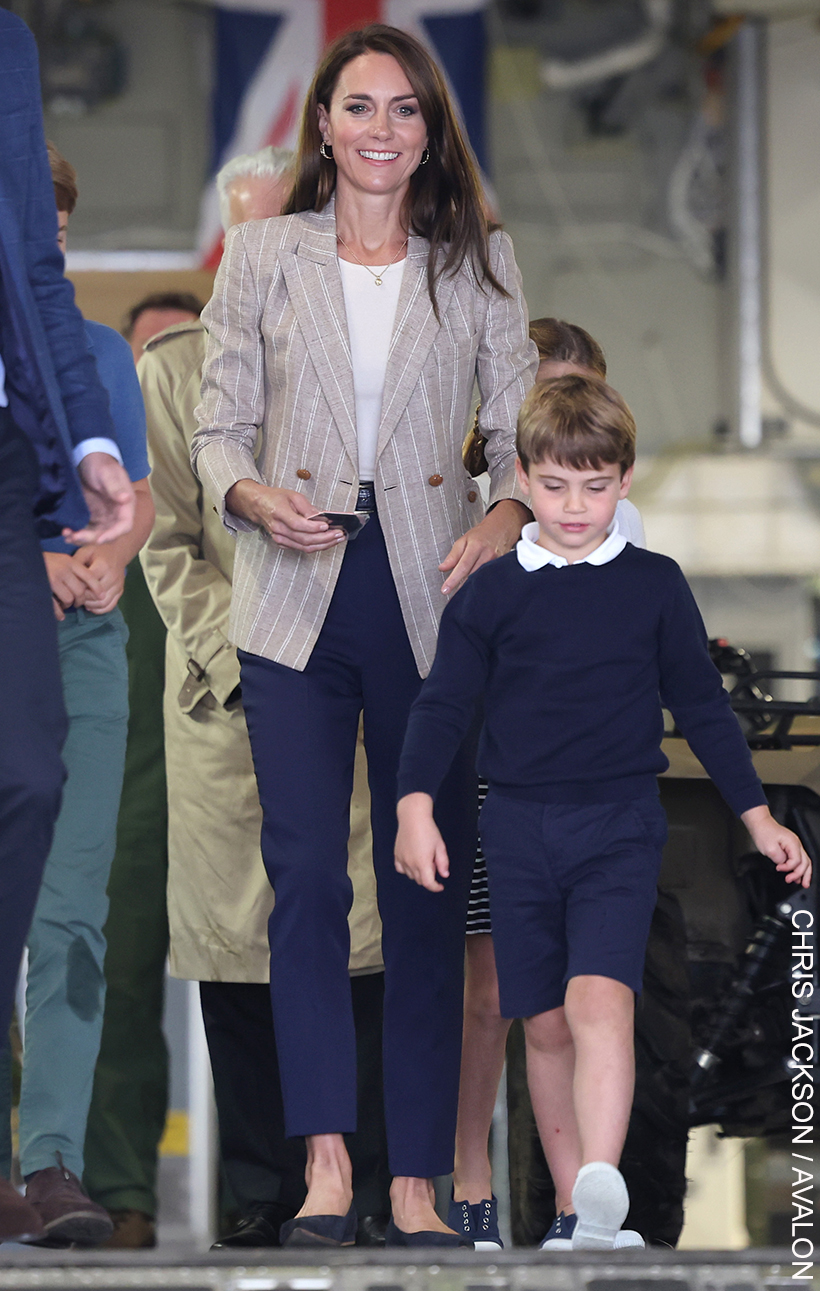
[0,9,136,1241]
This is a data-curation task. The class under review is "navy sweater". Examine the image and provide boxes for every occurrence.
[398,544,766,816]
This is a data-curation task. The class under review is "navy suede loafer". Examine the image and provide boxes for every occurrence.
[385,1218,473,1248]
[280,1202,357,1248]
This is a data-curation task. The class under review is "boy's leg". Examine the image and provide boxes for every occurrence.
[20,612,128,1246]
[522,1004,579,1215]
[563,975,635,1167]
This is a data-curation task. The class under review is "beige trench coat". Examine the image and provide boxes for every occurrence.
[139,320,382,982]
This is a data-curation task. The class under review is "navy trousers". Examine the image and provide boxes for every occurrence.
[240,515,477,1179]
[0,407,66,1043]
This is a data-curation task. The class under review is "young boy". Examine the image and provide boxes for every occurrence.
[395,375,811,1251]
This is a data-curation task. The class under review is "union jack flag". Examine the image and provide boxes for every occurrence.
[199,0,489,267]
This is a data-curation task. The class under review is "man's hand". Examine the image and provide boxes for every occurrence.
[741,804,812,888]
[439,498,530,596]
[63,452,135,545]
[43,551,98,620]
[395,793,450,893]
[73,545,127,615]
[225,479,345,553]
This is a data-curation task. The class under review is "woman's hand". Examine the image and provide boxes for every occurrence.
[741,805,813,887]
[43,551,98,620]
[439,498,530,595]
[226,479,345,553]
[395,793,449,893]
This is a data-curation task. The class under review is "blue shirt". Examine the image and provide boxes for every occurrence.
[41,321,149,554]
[398,544,767,818]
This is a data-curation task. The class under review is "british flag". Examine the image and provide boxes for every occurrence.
[198,0,489,267]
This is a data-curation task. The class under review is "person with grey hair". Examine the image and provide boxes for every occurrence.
[216,146,294,237]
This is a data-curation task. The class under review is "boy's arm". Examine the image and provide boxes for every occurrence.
[395,586,490,889]
[659,571,812,887]
[741,805,811,888]
[395,794,450,892]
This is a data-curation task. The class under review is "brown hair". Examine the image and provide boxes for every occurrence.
[122,292,204,340]
[283,24,505,317]
[47,141,78,215]
[462,317,608,476]
[516,374,636,475]
[529,317,606,377]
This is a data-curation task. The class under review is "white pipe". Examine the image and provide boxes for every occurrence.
[735,22,764,449]
[187,979,217,1245]
[540,0,671,91]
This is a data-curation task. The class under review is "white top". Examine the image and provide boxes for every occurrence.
[338,257,405,482]
[516,518,627,571]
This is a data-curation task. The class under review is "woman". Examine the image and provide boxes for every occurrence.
[192,23,536,1247]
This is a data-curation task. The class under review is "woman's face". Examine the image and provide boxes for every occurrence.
[318,52,428,204]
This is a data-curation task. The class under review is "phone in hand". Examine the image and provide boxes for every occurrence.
[311,511,371,539]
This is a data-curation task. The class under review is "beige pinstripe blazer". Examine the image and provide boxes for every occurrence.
[192,199,537,676]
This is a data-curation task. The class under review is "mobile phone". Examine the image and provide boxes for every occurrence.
[311,511,371,538]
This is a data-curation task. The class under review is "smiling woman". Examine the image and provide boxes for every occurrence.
[192,22,537,1251]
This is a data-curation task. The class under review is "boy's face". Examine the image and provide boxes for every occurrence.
[515,454,633,563]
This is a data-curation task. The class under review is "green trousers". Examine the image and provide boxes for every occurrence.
[83,563,170,1216]
[0,607,129,1179]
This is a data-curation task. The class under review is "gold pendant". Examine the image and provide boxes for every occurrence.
[374,276,382,286]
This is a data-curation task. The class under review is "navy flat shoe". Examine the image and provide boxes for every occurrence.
[280,1202,357,1248]
[385,1217,473,1248]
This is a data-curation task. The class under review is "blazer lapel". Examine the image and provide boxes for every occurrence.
[376,241,457,461]
[278,205,359,470]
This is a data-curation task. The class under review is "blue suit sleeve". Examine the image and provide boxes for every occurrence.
[397,580,489,801]
[84,322,149,481]
[658,567,766,816]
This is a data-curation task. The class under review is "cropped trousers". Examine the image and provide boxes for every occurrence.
[239,515,478,1179]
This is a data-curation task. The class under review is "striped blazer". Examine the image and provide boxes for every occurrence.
[192,200,537,676]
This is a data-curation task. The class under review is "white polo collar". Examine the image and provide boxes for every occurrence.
[516,519,627,572]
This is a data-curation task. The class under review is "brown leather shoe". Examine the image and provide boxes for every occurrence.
[99,1209,156,1249]
[24,1154,114,1247]
[0,1177,43,1242]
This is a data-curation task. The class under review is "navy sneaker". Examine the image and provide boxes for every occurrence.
[470,1196,503,1251]
[446,1194,474,1242]
[539,1210,577,1251]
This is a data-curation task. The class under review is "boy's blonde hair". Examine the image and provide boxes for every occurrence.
[517,374,636,475]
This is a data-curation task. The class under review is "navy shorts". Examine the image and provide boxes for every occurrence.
[479,792,668,1018]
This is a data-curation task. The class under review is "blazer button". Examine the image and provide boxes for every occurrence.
[296,468,311,480]
[467,490,477,503]
[428,474,443,487]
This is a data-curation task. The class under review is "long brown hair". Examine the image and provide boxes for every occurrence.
[283,24,506,317]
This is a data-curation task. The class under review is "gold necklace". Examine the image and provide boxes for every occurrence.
[337,234,408,286]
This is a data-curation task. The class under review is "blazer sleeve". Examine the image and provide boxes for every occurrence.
[140,339,240,708]
[191,223,266,533]
[476,231,538,510]
[20,28,115,452]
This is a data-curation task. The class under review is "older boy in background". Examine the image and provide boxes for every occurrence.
[0,143,154,1247]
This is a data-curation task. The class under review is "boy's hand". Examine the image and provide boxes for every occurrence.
[741,805,813,888]
[43,551,98,620]
[72,545,127,614]
[395,793,450,893]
